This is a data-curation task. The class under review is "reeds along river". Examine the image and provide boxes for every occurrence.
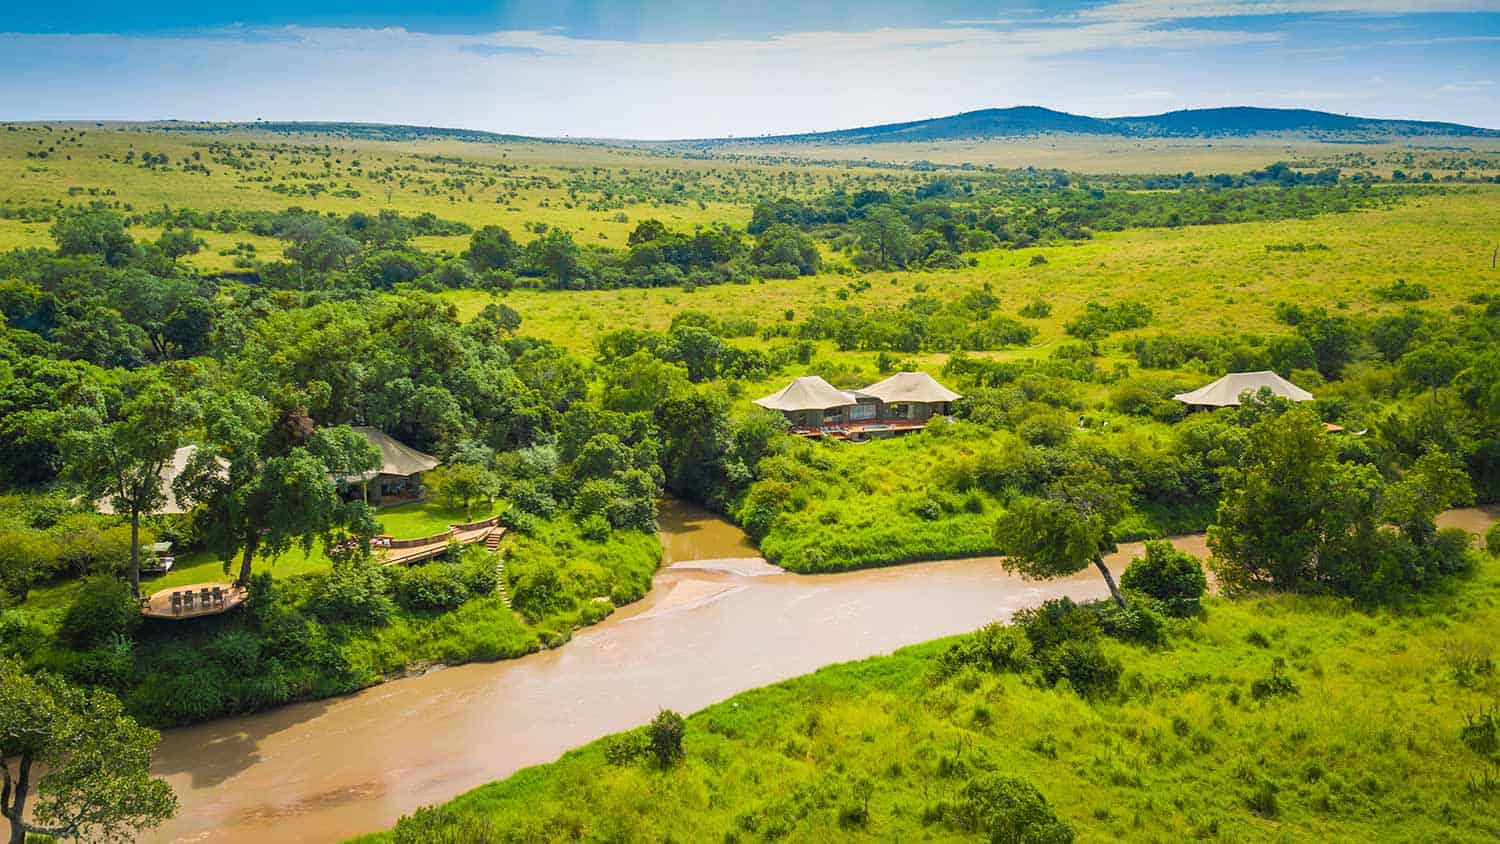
[141,501,1497,844]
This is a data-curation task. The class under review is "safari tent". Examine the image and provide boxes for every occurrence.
[1173,371,1314,409]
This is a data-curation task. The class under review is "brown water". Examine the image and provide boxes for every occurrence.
[137,502,1496,844]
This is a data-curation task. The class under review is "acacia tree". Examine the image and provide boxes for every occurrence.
[0,660,176,844]
[61,373,198,597]
[856,206,914,270]
[176,393,379,586]
[994,467,1129,608]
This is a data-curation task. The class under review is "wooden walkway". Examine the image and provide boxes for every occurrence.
[141,583,247,620]
[376,517,505,567]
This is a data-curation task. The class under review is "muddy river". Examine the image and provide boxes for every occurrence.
[139,501,1496,843]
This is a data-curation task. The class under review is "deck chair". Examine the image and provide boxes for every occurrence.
[200,588,213,608]
[212,586,225,606]
[182,590,195,610]
[170,591,182,614]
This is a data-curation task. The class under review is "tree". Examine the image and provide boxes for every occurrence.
[176,395,379,586]
[61,373,197,597]
[465,225,519,271]
[0,660,177,844]
[1208,406,1382,594]
[648,709,686,768]
[50,209,136,267]
[525,229,585,288]
[666,326,723,383]
[995,473,1130,608]
[426,463,498,520]
[750,223,820,276]
[155,228,201,262]
[856,206,914,270]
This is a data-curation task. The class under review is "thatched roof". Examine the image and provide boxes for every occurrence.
[753,376,857,412]
[860,372,963,404]
[352,427,440,478]
[1173,371,1314,408]
[98,445,220,516]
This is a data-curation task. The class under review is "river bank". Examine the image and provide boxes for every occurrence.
[138,503,1496,843]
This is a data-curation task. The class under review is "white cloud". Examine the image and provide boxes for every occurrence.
[1075,0,1500,22]
[0,10,1493,136]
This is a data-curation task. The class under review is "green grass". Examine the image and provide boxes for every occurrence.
[374,498,505,538]
[362,542,1500,843]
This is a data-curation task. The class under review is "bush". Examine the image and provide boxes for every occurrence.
[395,564,471,612]
[580,513,611,542]
[1038,639,1121,697]
[510,560,568,621]
[1096,601,1166,647]
[1460,706,1499,757]
[1250,661,1300,701]
[59,576,140,648]
[314,557,395,626]
[1119,540,1208,617]
[649,709,686,768]
[935,622,1034,679]
[948,774,1075,842]
[1486,523,1500,557]
[1014,598,1099,652]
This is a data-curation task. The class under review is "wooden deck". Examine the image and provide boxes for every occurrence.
[141,583,247,619]
[792,419,932,439]
[379,523,505,566]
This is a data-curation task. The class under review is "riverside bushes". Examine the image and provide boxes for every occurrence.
[4,519,660,728]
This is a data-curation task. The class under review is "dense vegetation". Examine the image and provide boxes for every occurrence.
[368,535,1500,842]
[1,124,1499,844]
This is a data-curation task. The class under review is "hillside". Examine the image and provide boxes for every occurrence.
[696,106,1498,147]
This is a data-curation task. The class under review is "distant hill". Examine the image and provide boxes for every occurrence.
[698,106,1498,146]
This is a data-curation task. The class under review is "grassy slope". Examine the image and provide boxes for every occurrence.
[360,545,1500,843]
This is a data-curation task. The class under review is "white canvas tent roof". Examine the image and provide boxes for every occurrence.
[350,427,440,480]
[1173,371,1314,408]
[860,372,963,404]
[753,376,857,412]
[97,445,220,516]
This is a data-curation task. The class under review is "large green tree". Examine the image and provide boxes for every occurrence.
[0,660,176,844]
[176,393,379,586]
[60,372,197,597]
[994,467,1129,608]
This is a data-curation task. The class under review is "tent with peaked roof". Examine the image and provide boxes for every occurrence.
[1173,371,1314,408]
[348,427,440,504]
[97,445,222,516]
[753,376,857,413]
[861,372,963,405]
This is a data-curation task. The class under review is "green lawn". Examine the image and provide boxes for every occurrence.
[374,498,505,538]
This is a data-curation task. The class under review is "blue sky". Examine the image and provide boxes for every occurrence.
[2,2,1496,137]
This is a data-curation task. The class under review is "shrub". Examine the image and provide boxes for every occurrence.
[510,560,568,621]
[1014,598,1099,652]
[314,558,395,626]
[1251,661,1300,701]
[458,552,500,596]
[1120,540,1208,617]
[1038,639,1121,697]
[950,774,1075,842]
[649,709,686,768]
[395,564,471,612]
[1460,706,1500,757]
[1486,523,1500,557]
[580,513,611,542]
[1096,601,1166,647]
[935,622,1033,679]
[59,576,140,648]
[602,726,652,765]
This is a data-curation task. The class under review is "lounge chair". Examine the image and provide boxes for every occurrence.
[212,586,224,606]
[200,588,212,608]
[182,591,195,610]
[170,592,182,614]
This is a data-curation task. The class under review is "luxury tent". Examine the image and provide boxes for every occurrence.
[860,372,963,422]
[754,372,962,438]
[1173,371,1314,409]
[97,445,217,517]
[752,376,858,429]
[350,426,441,505]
